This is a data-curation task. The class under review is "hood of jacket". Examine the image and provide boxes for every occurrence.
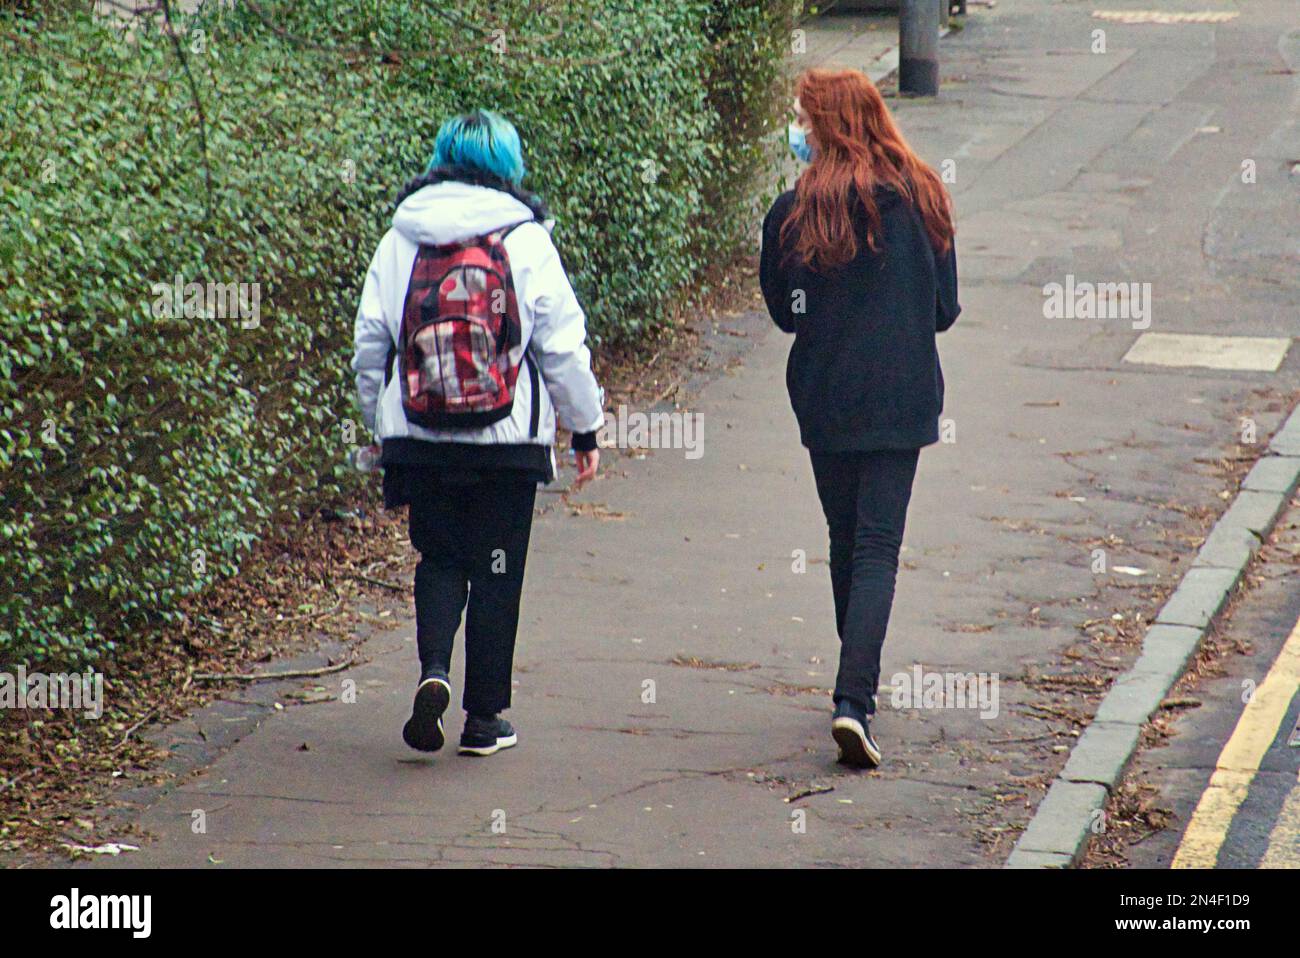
[391,179,536,247]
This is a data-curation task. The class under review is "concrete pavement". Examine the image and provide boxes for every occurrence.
[77,0,1299,867]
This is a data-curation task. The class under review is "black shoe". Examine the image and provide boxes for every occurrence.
[832,698,881,768]
[458,714,518,756]
[402,671,451,752]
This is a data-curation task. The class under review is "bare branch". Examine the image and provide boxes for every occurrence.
[159,0,216,220]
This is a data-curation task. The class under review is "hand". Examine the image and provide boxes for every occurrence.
[573,449,600,489]
[351,442,382,473]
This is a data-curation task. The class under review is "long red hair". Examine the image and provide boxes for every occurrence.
[780,69,953,272]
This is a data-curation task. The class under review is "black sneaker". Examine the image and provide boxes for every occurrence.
[402,671,451,752]
[831,698,881,768]
[458,714,518,756]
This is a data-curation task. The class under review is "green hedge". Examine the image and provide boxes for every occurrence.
[0,0,795,667]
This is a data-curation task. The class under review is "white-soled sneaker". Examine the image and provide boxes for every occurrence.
[458,715,518,756]
[402,673,451,752]
[832,700,881,768]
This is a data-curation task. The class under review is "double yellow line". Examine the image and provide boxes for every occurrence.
[1171,613,1300,868]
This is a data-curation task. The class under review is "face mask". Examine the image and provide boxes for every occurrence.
[788,122,813,163]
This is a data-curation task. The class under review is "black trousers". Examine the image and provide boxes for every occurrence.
[406,473,537,717]
[809,448,920,714]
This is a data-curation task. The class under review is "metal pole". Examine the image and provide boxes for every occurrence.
[899,0,941,96]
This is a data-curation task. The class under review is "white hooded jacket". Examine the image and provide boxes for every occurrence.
[351,180,605,476]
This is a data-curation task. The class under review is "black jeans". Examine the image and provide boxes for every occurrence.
[809,448,920,714]
[406,473,537,717]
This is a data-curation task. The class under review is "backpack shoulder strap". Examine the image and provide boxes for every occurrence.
[494,219,533,243]
[524,348,540,439]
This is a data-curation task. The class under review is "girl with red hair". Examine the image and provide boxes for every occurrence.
[760,68,960,768]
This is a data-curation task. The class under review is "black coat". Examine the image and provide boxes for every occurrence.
[759,185,959,452]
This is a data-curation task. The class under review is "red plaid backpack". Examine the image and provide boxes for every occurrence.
[391,225,532,430]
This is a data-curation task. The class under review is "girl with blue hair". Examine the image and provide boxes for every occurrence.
[351,110,605,758]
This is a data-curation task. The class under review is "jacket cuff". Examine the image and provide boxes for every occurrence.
[571,430,599,453]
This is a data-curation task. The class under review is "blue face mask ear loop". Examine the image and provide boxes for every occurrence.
[788,122,813,163]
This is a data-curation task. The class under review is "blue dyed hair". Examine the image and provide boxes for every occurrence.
[427,110,525,186]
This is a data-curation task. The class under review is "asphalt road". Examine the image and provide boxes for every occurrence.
[1115,492,1300,869]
